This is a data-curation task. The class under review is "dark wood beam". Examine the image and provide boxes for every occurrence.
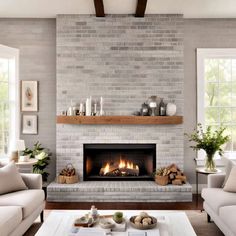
[93,0,105,17]
[135,0,147,17]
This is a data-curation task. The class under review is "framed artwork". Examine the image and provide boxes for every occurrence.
[22,115,38,134]
[21,81,38,111]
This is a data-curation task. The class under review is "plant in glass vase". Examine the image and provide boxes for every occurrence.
[186,124,230,172]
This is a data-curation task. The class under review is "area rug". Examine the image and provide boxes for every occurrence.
[24,210,224,236]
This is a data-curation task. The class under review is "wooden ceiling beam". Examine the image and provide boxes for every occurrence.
[93,0,105,17]
[135,0,147,17]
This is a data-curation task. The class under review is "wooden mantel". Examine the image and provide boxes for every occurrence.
[57,116,183,125]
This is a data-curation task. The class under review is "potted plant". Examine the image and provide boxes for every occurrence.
[22,142,51,182]
[113,212,123,224]
[154,167,169,186]
[186,124,229,172]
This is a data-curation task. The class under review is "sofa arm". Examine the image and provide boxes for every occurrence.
[21,173,42,189]
[208,174,226,188]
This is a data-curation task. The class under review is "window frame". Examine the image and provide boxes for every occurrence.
[0,44,19,158]
[197,48,236,159]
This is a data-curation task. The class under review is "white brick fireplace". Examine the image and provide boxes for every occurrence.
[47,14,192,202]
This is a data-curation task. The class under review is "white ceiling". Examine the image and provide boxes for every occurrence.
[0,0,236,18]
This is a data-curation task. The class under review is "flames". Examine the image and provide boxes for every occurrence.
[102,158,139,176]
[103,162,111,175]
[118,159,139,170]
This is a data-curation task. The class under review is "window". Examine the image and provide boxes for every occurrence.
[197,48,236,159]
[0,45,19,158]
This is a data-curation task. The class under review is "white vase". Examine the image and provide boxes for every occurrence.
[166,103,177,116]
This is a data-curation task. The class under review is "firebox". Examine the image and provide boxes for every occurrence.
[83,144,156,181]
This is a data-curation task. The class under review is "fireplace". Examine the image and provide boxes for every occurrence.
[83,144,156,181]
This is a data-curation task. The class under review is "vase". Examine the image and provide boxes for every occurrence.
[205,153,216,172]
[166,102,177,116]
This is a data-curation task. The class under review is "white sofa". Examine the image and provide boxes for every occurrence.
[202,173,236,236]
[0,173,45,236]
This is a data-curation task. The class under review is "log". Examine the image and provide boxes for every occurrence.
[120,168,139,176]
[100,166,139,176]
[175,175,187,183]
[169,173,175,180]
[172,179,182,185]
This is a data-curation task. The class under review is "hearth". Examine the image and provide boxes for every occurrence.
[83,144,156,181]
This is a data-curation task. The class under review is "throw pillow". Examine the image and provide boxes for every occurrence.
[222,159,236,187]
[223,166,236,193]
[0,162,28,195]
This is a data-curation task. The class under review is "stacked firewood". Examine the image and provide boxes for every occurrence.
[155,164,187,186]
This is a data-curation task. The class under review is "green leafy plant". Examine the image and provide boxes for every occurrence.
[185,124,230,156]
[185,124,230,170]
[23,142,51,182]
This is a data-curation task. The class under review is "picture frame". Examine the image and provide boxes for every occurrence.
[22,115,38,134]
[21,81,38,111]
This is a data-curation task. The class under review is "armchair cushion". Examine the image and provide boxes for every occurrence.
[222,159,236,187]
[0,162,27,195]
[21,173,42,189]
[208,174,226,188]
[0,189,44,219]
[202,188,236,214]
[223,166,236,192]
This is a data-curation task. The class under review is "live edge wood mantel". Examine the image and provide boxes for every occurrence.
[56,116,183,125]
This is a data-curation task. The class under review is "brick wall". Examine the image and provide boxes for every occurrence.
[57,14,184,180]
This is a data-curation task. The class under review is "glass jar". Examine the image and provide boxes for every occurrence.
[148,96,158,116]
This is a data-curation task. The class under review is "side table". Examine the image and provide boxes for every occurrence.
[196,167,222,207]
[15,159,38,173]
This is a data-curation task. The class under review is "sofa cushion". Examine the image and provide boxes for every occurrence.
[0,162,27,195]
[0,206,22,236]
[202,188,236,214]
[224,166,236,192]
[0,189,44,219]
[219,205,236,235]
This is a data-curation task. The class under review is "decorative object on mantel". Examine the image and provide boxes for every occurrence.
[22,114,38,134]
[166,102,177,116]
[21,80,38,112]
[185,124,229,172]
[22,141,51,182]
[134,96,176,117]
[159,98,166,116]
[57,163,79,184]
[86,97,92,116]
[140,103,149,116]
[154,164,187,186]
[99,96,105,116]
[148,96,159,116]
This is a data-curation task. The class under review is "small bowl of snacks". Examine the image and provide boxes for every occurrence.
[99,218,115,229]
[130,212,157,230]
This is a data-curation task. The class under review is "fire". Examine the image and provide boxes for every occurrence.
[119,158,139,170]
[103,163,110,175]
[100,157,139,177]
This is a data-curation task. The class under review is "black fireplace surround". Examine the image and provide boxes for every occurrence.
[83,144,156,181]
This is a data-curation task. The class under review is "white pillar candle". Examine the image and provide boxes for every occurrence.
[86,98,91,116]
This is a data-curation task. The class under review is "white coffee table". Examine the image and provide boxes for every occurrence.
[35,210,196,236]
